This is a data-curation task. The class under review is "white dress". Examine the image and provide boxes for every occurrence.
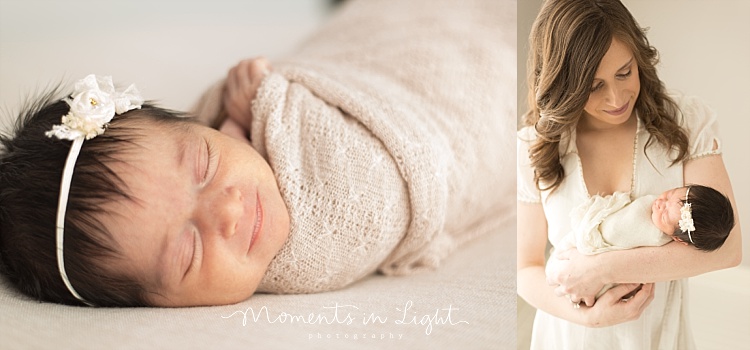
[517,94,722,350]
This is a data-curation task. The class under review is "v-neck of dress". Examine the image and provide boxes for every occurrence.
[569,116,641,199]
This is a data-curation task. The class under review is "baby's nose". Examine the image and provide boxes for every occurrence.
[655,198,664,210]
[199,186,244,238]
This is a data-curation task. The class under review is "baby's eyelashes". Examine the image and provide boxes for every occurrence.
[181,228,201,282]
[200,139,210,183]
[201,138,219,186]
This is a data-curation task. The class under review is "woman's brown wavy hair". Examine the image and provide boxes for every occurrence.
[522,0,689,192]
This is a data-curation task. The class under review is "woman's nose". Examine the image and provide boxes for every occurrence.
[605,84,622,106]
[196,186,244,238]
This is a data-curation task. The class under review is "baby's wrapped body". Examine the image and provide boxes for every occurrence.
[559,193,672,255]
[549,192,673,299]
[194,0,515,293]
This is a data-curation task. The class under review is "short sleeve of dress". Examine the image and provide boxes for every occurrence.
[517,126,542,203]
[674,94,722,160]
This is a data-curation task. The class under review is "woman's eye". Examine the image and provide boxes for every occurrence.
[590,83,603,92]
[616,70,632,79]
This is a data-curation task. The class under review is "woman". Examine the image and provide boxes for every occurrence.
[517,0,742,348]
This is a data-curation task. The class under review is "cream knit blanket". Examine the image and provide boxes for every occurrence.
[192,0,516,293]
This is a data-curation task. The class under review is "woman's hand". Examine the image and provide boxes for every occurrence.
[580,283,654,328]
[547,248,606,306]
[222,57,272,134]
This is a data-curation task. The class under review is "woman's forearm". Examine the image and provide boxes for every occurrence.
[518,201,589,325]
[550,205,741,299]
[596,234,740,285]
[518,266,588,325]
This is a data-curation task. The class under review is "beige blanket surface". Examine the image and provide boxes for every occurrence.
[193,0,516,294]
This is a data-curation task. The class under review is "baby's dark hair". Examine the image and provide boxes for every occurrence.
[672,184,735,252]
[0,86,191,307]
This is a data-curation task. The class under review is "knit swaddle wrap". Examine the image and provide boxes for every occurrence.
[251,73,415,293]
[192,0,516,293]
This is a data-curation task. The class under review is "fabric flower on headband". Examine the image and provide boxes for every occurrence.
[679,202,695,233]
[45,74,144,140]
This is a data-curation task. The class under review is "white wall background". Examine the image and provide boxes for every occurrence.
[0,0,331,128]
[518,1,750,349]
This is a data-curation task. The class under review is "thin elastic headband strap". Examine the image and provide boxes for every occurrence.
[47,74,143,306]
[685,186,694,244]
[55,137,94,306]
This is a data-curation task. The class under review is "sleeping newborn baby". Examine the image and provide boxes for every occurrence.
[0,0,515,307]
[559,185,734,254]
[547,185,734,300]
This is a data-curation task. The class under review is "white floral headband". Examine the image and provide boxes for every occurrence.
[46,74,144,306]
[679,186,695,244]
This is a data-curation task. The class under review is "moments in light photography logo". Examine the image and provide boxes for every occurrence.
[221,300,469,341]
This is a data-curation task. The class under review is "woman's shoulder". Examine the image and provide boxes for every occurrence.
[517,123,576,157]
[517,124,536,142]
[517,125,542,161]
[668,92,718,129]
[667,91,721,158]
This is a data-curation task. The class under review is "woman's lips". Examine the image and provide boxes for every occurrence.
[604,101,629,116]
[247,194,263,254]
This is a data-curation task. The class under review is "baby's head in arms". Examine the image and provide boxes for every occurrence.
[650,184,734,252]
[0,75,290,307]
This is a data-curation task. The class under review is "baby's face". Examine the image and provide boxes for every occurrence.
[651,187,687,240]
[103,120,290,306]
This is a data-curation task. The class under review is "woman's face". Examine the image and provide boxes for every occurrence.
[651,187,688,241]
[103,120,290,306]
[582,37,641,129]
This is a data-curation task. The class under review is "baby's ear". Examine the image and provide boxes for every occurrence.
[671,236,689,246]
